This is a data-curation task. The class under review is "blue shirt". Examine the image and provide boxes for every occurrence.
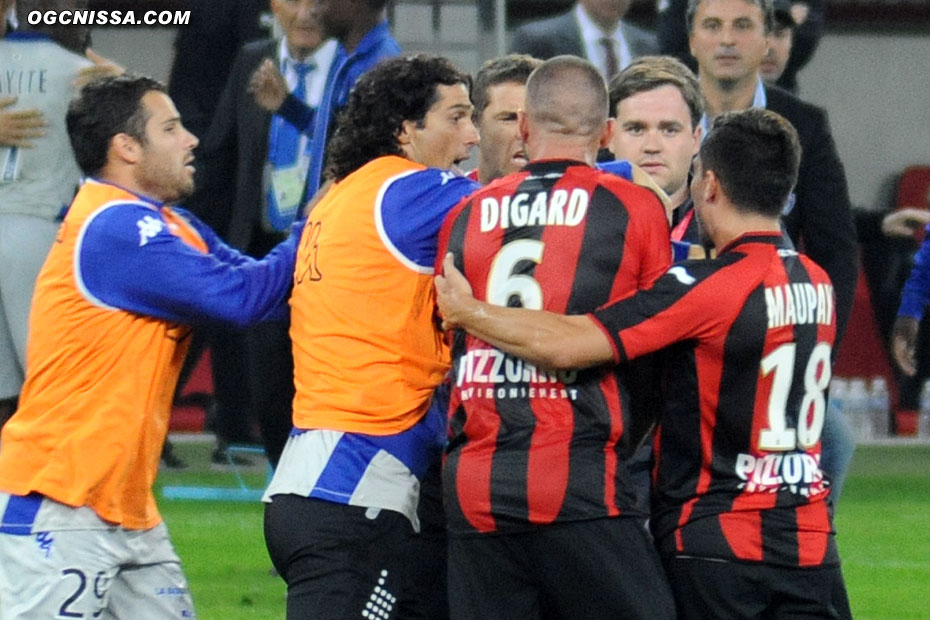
[77,180,301,328]
[898,225,930,319]
[275,21,401,198]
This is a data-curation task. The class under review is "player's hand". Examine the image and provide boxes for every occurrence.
[881,208,930,238]
[0,96,46,148]
[435,253,476,330]
[248,59,289,113]
[74,49,125,89]
[892,316,920,376]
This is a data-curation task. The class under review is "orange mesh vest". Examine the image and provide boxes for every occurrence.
[0,181,206,529]
[290,156,450,434]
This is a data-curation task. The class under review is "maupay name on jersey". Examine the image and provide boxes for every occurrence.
[765,282,834,329]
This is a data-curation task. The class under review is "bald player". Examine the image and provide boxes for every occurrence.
[436,55,676,620]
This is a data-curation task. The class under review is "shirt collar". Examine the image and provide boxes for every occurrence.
[88,178,164,208]
[699,77,767,139]
[574,3,621,39]
[718,231,788,255]
[278,37,317,72]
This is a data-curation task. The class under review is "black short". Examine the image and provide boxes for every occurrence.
[447,517,676,620]
[264,495,413,620]
[664,555,853,620]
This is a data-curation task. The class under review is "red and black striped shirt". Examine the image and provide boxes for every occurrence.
[436,159,671,534]
[591,233,839,568]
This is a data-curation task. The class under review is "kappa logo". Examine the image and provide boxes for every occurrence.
[439,171,456,186]
[668,265,696,285]
[137,215,164,246]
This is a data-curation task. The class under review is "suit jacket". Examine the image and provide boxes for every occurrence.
[765,85,858,346]
[510,9,658,63]
[196,38,277,253]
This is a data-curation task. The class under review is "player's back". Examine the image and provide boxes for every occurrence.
[438,159,671,534]
[636,235,839,568]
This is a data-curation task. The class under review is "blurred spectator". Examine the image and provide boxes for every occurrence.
[469,53,541,184]
[760,0,794,84]
[2,0,15,34]
[511,0,658,80]
[0,0,93,430]
[688,0,856,348]
[608,55,703,243]
[196,0,335,467]
[657,0,822,93]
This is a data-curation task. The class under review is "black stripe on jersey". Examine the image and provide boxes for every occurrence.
[563,183,630,313]
[652,341,702,508]
[486,171,557,525]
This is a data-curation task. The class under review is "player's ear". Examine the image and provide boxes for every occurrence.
[397,120,417,161]
[703,169,720,204]
[110,133,142,166]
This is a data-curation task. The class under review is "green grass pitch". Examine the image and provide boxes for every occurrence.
[157,441,930,619]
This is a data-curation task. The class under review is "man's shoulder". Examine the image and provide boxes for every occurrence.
[512,10,576,37]
[764,85,828,126]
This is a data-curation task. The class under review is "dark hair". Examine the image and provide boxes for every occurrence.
[471,54,541,122]
[609,55,704,129]
[686,0,774,35]
[66,74,166,177]
[524,55,607,137]
[700,108,800,217]
[325,54,470,181]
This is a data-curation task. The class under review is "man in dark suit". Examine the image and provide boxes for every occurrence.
[510,0,657,80]
[660,0,823,93]
[195,0,336,467]
[687,0,857,509]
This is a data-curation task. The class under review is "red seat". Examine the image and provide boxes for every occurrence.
[896,165,930,242]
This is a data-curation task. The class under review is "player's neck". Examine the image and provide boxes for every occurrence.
[701,74,757,119]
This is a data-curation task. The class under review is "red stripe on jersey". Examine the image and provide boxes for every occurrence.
[696,346,724,495]
[719,511,764,561]
[599,372,624,516]
[675,496,699,552]
[526,396,572,523]
[795,500,831,566]
[455,333,504,533]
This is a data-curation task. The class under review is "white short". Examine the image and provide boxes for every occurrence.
[0,494,195,619]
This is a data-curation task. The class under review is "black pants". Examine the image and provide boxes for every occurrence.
[447,517,676,620]
[265,496,414,620]
[664,555,853,620]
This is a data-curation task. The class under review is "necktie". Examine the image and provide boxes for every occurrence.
[266,61,313,231]
[600,37,619,79]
